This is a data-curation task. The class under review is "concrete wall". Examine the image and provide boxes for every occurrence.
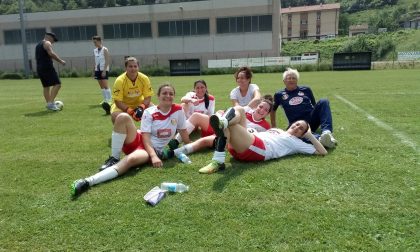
[0,0,281,71]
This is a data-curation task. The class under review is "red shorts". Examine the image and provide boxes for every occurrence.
[122,131,145,155]
[228,135,265,162]
[200,126,215,137]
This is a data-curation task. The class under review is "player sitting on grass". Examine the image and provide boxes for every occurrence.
[170,96,273,163]
[199,106,328,174]
[110,56,154,124]
[230,66,261,107]
[71,84,190,198]
[180,79,215,119]
[271,67,338,148]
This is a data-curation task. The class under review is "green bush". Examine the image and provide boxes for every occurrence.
[140,65,170,76]
[0,72,24,79]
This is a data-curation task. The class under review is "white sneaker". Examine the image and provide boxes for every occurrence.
[46,103,60,111]
[320,131,337,148]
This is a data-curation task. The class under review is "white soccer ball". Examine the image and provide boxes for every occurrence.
[55,100,64,110]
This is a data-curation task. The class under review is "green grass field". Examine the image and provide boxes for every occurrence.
[0,70,419,251]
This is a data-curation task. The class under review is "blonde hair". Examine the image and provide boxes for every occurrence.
[282,67,299,81]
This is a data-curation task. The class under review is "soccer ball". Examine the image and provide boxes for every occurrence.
[55,100,64,110]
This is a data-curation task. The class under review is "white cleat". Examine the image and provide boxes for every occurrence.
[320,131,337,148]
[46,103,60,111]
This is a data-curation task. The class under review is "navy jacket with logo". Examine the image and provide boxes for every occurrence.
[273,86,316,125]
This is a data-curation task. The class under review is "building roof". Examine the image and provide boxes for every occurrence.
[349,24,369,30]
[281,3,340,14]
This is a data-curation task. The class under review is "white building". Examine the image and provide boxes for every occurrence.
[0,0,281,72]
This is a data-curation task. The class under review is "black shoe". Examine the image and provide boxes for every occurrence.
[70,179,89,198]
[101,101,111,115]
[168,139,180,150]
[100,156,119,171]
[209,115,225,138]
[223,107,236,122]
[159,147,174,160]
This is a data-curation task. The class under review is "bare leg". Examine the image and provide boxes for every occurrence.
[111,111,124,124]
[98,79,109,89]
[188,113,211,131]
[114,113,138,144]
[181,102,191,118]
[50,84,61,101]
[43,87,51,103]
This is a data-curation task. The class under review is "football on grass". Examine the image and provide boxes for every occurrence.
[55,101,64,110]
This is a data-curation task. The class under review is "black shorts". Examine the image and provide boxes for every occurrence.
[94,71,109,80]
[37,67,61,87]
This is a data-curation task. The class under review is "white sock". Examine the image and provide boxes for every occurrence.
[86,166,119,186]
[101,89,107,100]
[174,144,194,156]
[175,133,182,143]
[212,151,226,164]
[105,88,112,102]
[111,131,126,159]
[185,120,196,134]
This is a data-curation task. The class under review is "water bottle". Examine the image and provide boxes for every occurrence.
[177,153,192,164]
[160,182,189,193]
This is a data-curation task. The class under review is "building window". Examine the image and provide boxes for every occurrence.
[287,27,292,37]
[300,19,307,25]
[4,28,46,44]
[103,23,151,39]
[216,15,272,34]
[300,30,308,39]
[158,19,209,37]
[317,12,321,20]
[316,26,320,34]
[288,14,292,23]
[52,26,97,41]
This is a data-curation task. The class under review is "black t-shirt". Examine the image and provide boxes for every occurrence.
[35,41,53,70]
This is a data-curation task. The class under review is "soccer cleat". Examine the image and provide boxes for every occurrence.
[99,156,119,171]
[46,103,60,111]
[209,115,225,138]
[70,179,89,198]
[199,160,225,174]
[101,101,111,115]
[168,139,180,150]
[223,107,236,122]
[320,132,338,148]
[159,147,174,160]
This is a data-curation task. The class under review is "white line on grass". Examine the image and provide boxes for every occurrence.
[335,94,419,154]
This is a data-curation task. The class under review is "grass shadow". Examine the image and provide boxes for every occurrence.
[211,153,311,192]
[24,110,56,117]
[88,104,102,109]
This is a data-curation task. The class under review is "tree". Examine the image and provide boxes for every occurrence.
[87,0,106,8]
[116,0,128,6]
[106,0,116,7]
[338,13,350,36]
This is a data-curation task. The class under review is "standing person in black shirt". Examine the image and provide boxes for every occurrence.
[35,32,66,111]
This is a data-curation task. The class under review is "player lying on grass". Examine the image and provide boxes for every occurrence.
[71,84,190,198]
[170,96,273,162]
[198,106,328,174]
[180,79,215,119]
[270,67,338,148]
[110,56,154,124]
[230,66,261,107]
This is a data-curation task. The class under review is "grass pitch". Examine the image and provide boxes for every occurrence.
[0,70,418,250]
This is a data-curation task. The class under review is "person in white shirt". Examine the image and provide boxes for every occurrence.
[70,84,190,198]
[171,96,273,163]
[230,66,261,107]
[92,36,112,114]
[181,80,215,118]
[199,106,327,174]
